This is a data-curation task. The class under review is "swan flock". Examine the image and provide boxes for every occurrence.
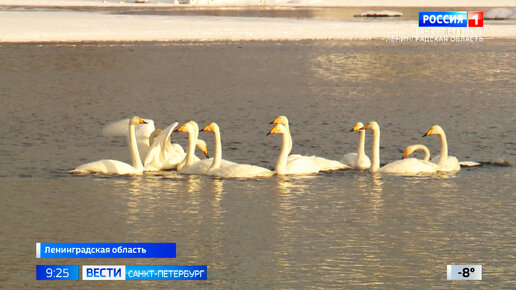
[71,116,475,177]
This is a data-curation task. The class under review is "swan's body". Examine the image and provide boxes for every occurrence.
[268,124,320,175]
[361,121,438,175]
[404,144,481,170]
[423,125,461,172]
[405,143,480,168]
[102,117,155,158]
[341,122,371,170]
[202,123,273,178]
[70,116,147,175]
[176,121,234,175]
[271,115,349,171]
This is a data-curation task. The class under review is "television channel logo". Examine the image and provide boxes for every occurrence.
[419,11,483,27]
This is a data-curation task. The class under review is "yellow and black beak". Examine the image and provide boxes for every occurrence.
[201,126,208,132]
[174,124,185,132]
[422,129,432,137]
[267,125,278,136]
[202,149,209,158]
[139,118,148,124]
[402,151,408,159]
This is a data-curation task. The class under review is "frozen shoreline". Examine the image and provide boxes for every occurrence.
[1,11,515,42]
[1,0,516,7]
[1,1,515,42]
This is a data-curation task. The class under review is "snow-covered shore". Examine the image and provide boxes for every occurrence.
[0,0,515,42]
[1,0,516,7]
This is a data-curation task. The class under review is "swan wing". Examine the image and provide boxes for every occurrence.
[209,164,273,178]
[432,155,461,172]
[144,122,186,171]
[341,152,371,169]
[379,158,439,175]
[341,152,357,167]
[102,118,155,158]
[282,156,320,175]
[179,158,236,175]
[70,159,141,175]
[311,156,350,171]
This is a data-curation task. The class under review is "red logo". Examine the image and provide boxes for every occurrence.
[468,11,483,27]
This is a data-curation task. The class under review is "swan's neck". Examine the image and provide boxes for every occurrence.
[438,131,448,165]
[285,123,293,153]
[370,127,380,172]
[186,129,198,166]
[129,122,143,169]
[275,131,290,174]
[210,127,222,170]
[421,146,431,161]
[358,130,366,161]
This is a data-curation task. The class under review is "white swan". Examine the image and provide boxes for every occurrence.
[70,116,147,175]
[175,121,234,175]
[268,124,320,175]
[341,122,371,170]
[143,122,210,171]
[405,142,480,168]
[270,115,349,171]
[360,121,439,175]
[201,122,273,178]
[102,117,155,158]
[423,125,461,172]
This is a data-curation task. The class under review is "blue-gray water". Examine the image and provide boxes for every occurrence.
[0,40,514,288]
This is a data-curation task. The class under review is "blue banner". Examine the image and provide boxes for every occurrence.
[419,11,468,27]
[125,266,207,280]
[36,265,79,280]
[37,243,176,259]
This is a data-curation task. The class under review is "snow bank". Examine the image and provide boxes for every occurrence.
[0,10,515,42]
[485,8,516,19]
[354,10,403,17]
[1,0,516,7]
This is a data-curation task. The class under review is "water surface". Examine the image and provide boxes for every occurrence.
[0,40,514,288]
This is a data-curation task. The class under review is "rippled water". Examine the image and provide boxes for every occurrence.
[0,40,514,288]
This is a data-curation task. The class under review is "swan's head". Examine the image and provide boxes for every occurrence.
[267,124,287,136]
[149,129,163,146]
[196,139,210,158]
[201,122,219,134]
[270,115,289,127]
[360,121,379,132]
[351,122,365,132]
[130,116,148,125]
[423,125,444,137]
[176,121,198,134]
[403,144,421,159]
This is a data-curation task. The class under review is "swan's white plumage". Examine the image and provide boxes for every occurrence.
[361,121,438,175]
[271,115,348,171]
[176,121,235,175]
[378,158,439,175]
[268,123,320,175]
[423,125,461,172]
[341,122,371,170]
[102,117,155,158]
[202,122,273,178]
[70,116,146,175]
[71,159,142,175]
[143,122,186,171]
